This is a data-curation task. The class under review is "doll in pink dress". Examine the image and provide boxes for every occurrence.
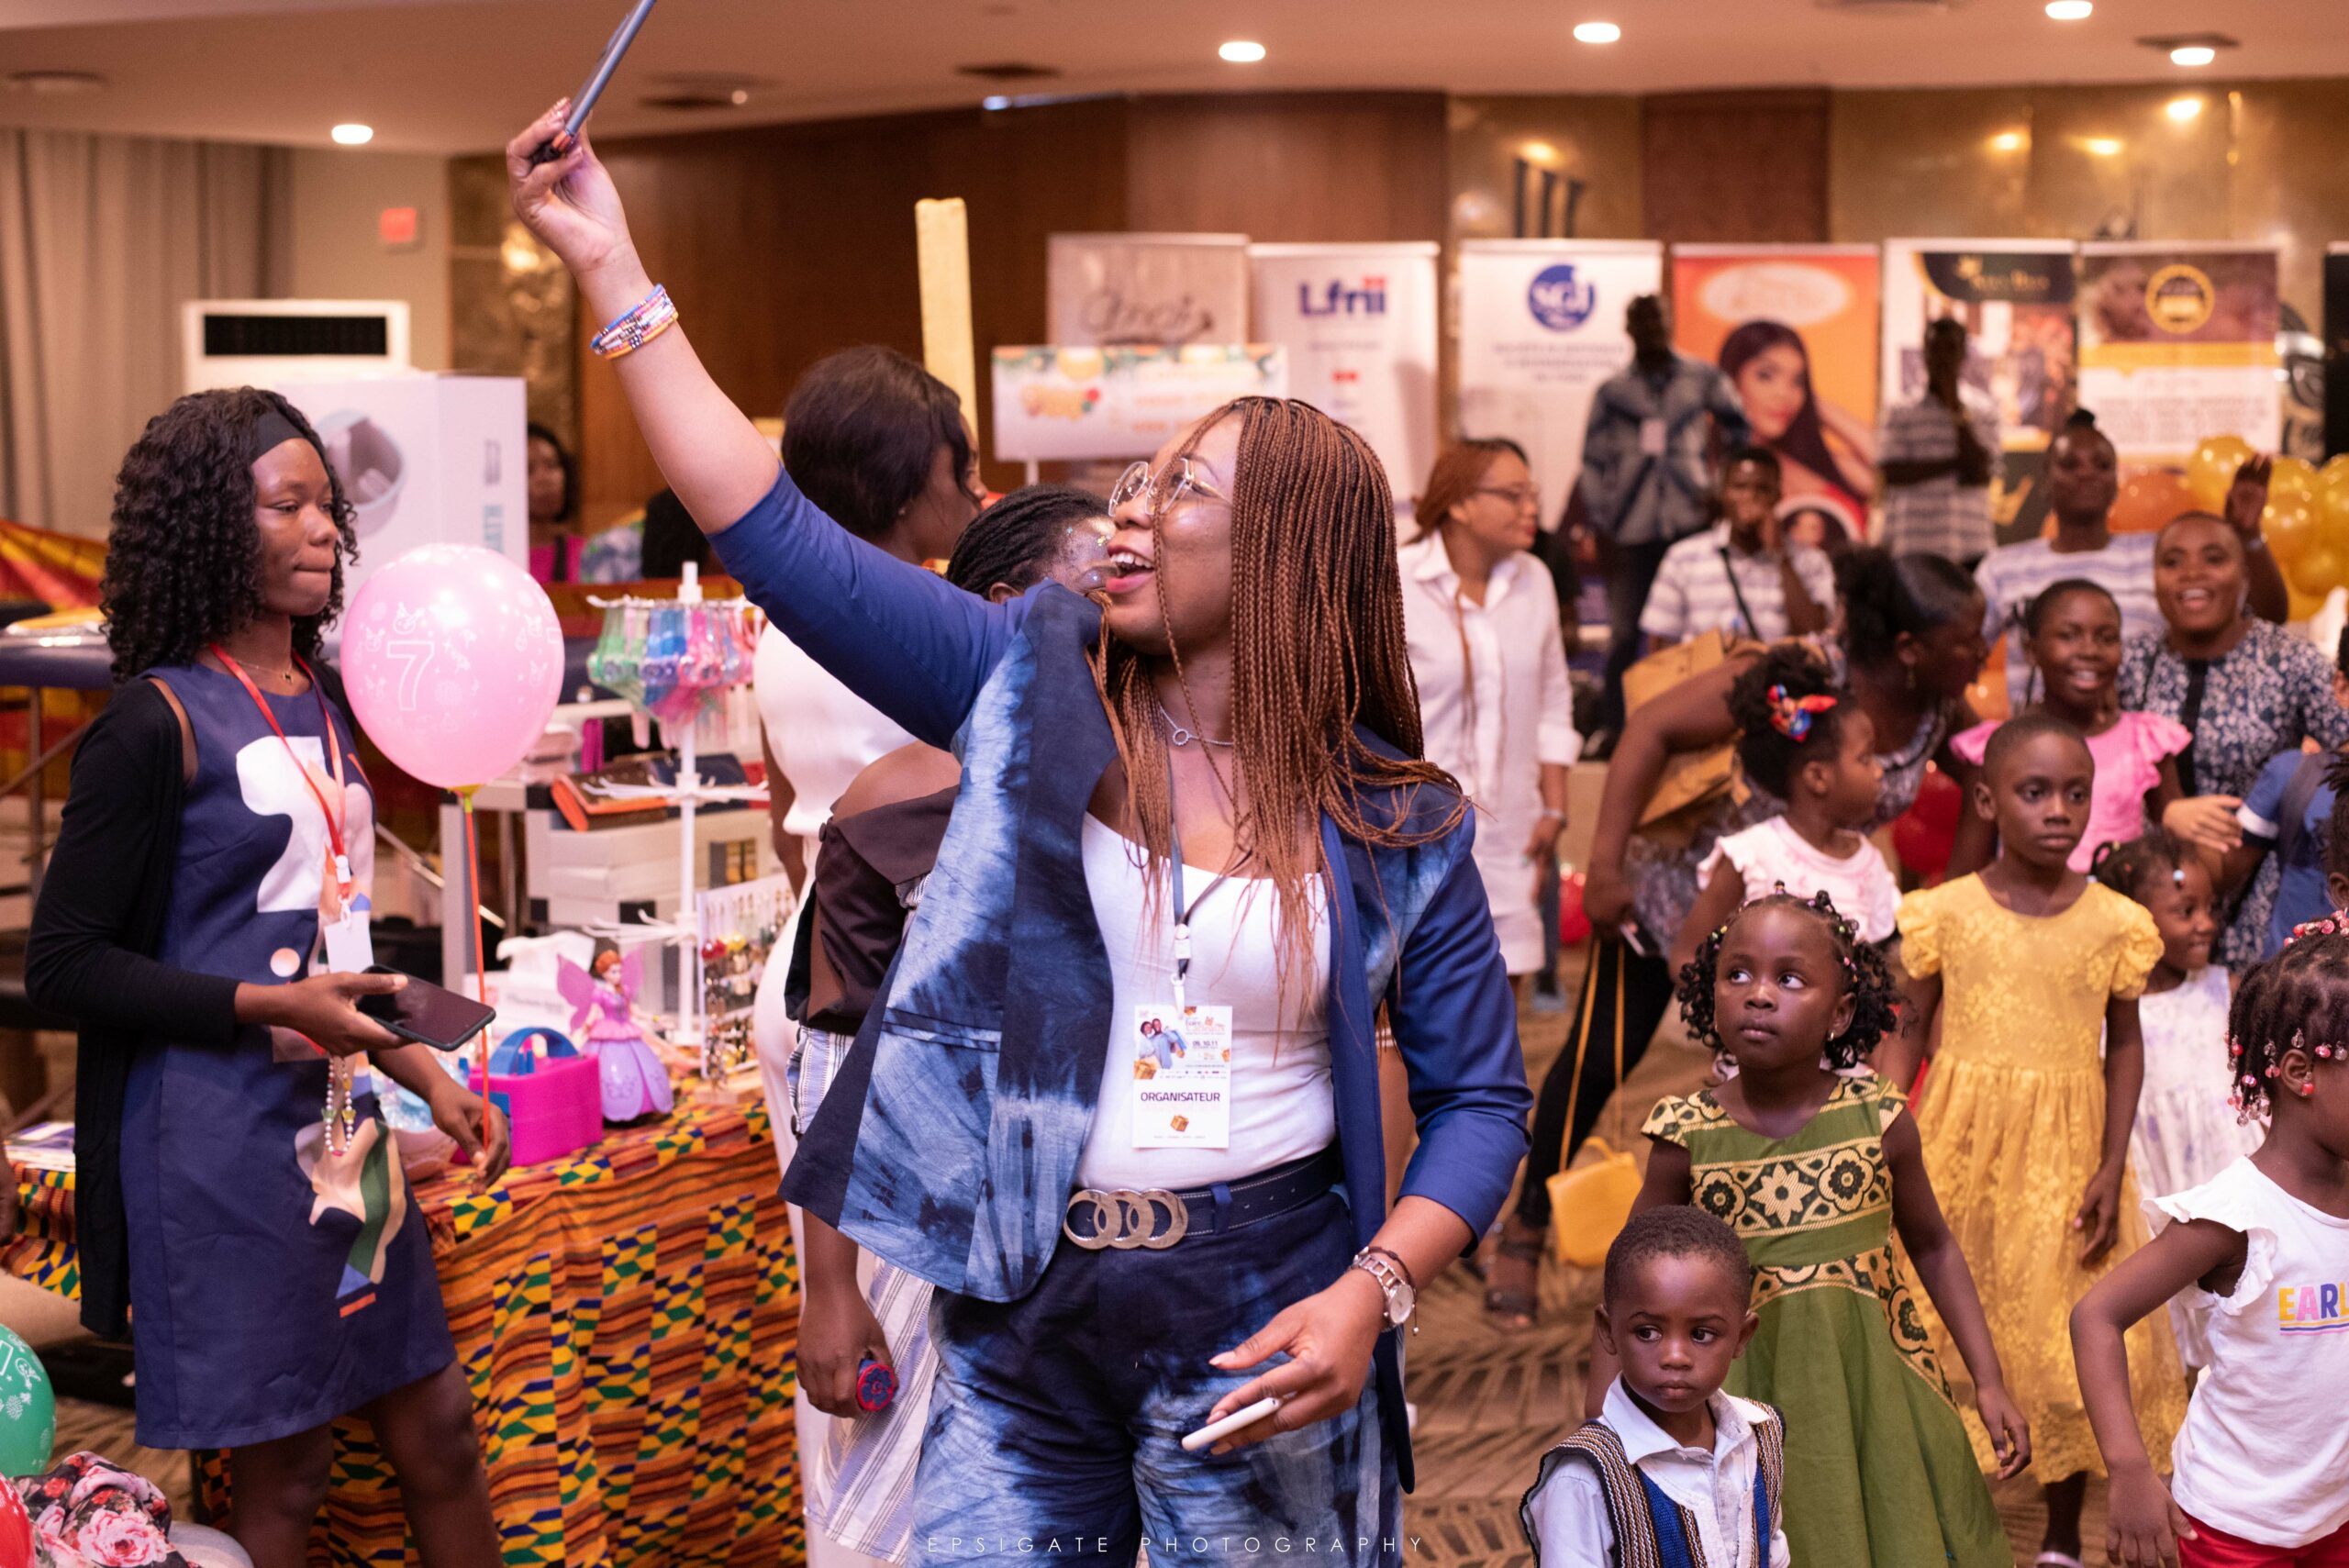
[558,946,674,1123]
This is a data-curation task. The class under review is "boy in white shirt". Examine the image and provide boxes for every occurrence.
[1520,1207,1789,1568]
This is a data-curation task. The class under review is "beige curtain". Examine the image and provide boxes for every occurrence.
[0,129,290,539]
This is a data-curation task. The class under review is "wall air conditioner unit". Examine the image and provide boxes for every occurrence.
[182,298,412,394]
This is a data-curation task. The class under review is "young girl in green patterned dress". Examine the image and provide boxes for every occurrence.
[1586,889,2029,1567]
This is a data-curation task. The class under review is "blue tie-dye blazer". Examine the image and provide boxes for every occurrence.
[713,470,1531,1488]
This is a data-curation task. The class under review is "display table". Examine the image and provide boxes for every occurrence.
[6,1092,805,1568]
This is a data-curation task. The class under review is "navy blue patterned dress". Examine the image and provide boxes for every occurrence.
[117,663,453,1449]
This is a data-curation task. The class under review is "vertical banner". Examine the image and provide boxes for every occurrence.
[2076,241,2281,464]
[1048,233,1252,347]
[1673,245,1881,546]
[1248,242,1440,506]
[1456,239,1664,517]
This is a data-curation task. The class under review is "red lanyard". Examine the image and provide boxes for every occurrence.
[210,644,360,901]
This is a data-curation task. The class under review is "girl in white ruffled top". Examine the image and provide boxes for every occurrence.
[2071,916,2349,1568]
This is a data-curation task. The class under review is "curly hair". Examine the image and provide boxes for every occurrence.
[2090,828,2195,907]
[1602,1204,1752,1311]
[1675,888,1901,1069]
[1726,643,1849,800]
[101,388,355,682]
[2226,918,2349,1121]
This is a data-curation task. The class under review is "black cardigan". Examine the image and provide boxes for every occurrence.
[25,679,241,1337]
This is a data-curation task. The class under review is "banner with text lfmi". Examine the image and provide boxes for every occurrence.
[1456,239,1664,521]
[1673,244,1880,547]
[2076,241,2282,464]
[1249,242,1440,509]
[1047,234,1252,347]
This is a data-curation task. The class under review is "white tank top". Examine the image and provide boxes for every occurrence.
[1075,816,1335,1191]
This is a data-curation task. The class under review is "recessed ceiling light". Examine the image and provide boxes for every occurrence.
[1989,130,2026,151]
[2044,0,2092,19]
[2165,95,2204,120]
[2169,44,2216,66]
[1572,21,1621,43]
[2083,135,2123,156]
[330,123,373,146]
[1218,39,1266,63]
[3,69,106,95]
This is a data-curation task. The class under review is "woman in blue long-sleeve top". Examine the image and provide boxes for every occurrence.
[506,104,1529,1565]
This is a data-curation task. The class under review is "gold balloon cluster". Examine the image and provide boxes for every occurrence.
[2184,435,2349,619]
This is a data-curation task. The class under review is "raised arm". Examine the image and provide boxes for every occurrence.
[505,104,1015,746]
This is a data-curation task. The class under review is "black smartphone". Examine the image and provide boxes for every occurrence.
[358,967,497,1052]
[527,0,662,165]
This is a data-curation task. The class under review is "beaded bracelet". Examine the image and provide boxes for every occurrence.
[591,284,679,359]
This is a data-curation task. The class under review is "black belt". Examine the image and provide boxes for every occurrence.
[1060,1147,1342,1251]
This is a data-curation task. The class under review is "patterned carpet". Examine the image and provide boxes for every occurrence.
[1397,955,2113,1567]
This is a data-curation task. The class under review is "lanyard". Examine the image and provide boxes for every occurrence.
[1163,746,1238,1015]
[211,644,357,902]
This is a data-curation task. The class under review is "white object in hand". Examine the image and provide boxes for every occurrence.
[1181,1396,1282,1453]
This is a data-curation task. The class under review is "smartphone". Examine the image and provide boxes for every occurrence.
[527,0,662,166]
[357,967,497,1052]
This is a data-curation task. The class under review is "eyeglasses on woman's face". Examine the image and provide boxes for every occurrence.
[1109,454,1228,521]
[1471,484,1541,513]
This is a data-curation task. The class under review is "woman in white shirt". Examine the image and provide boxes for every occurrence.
[747,345,985,1568]
[1400,439,1579,983]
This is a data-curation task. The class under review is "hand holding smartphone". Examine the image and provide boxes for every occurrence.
[356,966,497,1051]
[527,0,662,165]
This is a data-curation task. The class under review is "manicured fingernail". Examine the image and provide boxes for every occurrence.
[1208,1353,1230,1366]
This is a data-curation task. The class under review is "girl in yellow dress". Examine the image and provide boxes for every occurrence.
[1890,712,2188,1568]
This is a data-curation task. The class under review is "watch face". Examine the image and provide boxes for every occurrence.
[1389,1281,1417,1326]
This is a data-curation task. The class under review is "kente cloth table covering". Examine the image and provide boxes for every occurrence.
[6,1092,805,1568]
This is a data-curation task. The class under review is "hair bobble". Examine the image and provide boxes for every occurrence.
[1765,684,1838,741]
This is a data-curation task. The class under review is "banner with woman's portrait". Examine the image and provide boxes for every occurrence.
[1671,245,1881,549]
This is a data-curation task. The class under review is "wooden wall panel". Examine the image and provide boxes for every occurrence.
[1125,93,1449,242]
[576,97,1127,522]
[1641,89,1830,246]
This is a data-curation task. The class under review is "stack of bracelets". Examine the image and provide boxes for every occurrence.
[591,284,679,359]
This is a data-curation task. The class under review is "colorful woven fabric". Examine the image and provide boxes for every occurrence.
[11,1093,803,1568]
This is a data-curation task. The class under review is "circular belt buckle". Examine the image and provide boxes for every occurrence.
[1139,1188,1189,1250]
[1062,1189,1116,1250]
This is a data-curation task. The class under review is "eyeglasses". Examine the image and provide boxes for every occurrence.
[1473,484,1542,511]
[1110,455,1226,519]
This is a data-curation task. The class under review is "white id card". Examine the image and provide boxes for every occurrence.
[322,895,374,974]
[1638,417,1667,457]
[1129,1003,1232,1148]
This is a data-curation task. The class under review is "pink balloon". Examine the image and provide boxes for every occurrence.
[340,545,562,789]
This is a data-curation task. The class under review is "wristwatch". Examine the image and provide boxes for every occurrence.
[1349,1248,1417,1331]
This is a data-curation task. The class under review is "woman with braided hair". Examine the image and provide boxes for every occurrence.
[507,108,1527,1562]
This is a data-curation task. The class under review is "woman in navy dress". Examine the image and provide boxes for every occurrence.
[28,389,510,1568]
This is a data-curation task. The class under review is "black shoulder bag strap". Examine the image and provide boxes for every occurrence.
[2275,750,2332,870]
[1718,549,1764,641]
[2175,658,2210,799]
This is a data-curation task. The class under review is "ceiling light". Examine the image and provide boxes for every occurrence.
[2169,43,2216,66]
[2084,136,2123,156]
[1989,130,2026,151]
[2043,0,2092,18]
[330,123,373,146]
[3,70,106,95]
[1521,140,1560,165]
[1218,39,1265,63]
[1572,21,1621,43]
[2166,95,2204,120]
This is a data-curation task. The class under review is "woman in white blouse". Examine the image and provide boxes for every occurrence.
[1400,438,1579,984]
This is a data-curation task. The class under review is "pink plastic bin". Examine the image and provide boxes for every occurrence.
[468,1027,603,1167]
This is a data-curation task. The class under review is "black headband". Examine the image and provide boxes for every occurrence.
[244,408,312,469]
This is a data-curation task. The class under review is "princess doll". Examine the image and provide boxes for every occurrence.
[558,944,675,1122]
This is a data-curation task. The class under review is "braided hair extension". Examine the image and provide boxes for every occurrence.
[2226,918,2349,1122]
[943,484,1106,597]
[2088,828,2195,908]
[1674,888,1901,1069]
[101,388,356,683]
[1086,396,1465,1001]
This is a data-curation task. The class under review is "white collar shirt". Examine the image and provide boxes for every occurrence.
[1525,1379,1788,1568]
